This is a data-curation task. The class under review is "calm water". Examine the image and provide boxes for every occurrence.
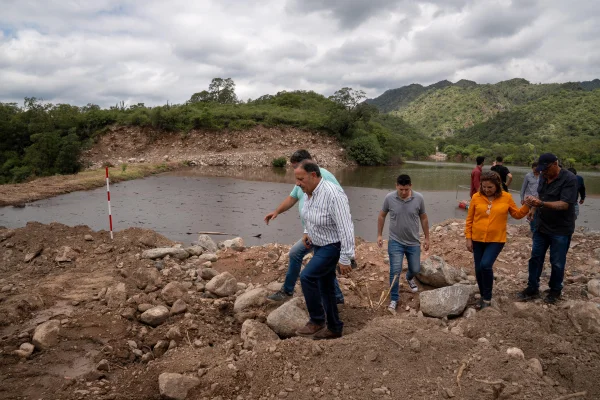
[1,162,598,246]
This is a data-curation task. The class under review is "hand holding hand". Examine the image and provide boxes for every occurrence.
[525,195,542,208]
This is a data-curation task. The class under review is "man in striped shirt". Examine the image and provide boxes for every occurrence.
[294,160,355,340]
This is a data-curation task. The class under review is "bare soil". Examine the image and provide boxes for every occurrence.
[1,220,599,400]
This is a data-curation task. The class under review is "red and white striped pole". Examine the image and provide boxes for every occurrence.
[105,167,113,240]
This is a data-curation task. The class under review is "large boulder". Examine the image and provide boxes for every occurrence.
[417,256,465,287]
[588,279,600,298]
[133,267,162,290]
[266,297,309,338]
[141,248,190,260]
[161,282,185,305]
[234,288,268,313]
[419,285,472,318]
[567,301,600,334]
[218,237,245,252]
[32,320,61,350]
[197,234,218,253]
[205,272,238,297]
[241,319,279,349]
[140,306,170,327]
[106,283,127,308]
[158,373,200,400]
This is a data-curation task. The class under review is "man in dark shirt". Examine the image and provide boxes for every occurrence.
[519,153,578,304]
[567,167,586,219]
[491,156,512,192]
[470,156,484,198]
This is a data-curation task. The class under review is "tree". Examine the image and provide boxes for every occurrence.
[208,78,238,104]
[329,87,366,110]
[189,90,213,104]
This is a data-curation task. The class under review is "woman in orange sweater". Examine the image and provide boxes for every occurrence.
[465,171,529,309]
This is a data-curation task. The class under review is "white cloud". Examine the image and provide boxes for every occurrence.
[0,0,598,107]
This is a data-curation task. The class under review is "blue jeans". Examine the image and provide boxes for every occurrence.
[527,231,571,293]
[282,239,344,303]
[472,241,505,301]
[300,242,343,333]
[388,239,421,302]
[574,203,579,219]
[529,209,538,233]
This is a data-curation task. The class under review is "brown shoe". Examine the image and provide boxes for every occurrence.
[313,328,342,340]
[296,321,325,337]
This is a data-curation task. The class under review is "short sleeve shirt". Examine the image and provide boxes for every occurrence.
[491,165,510,191]
[290,167,340,227]
[382,190,426,246]
[536,169,578,235]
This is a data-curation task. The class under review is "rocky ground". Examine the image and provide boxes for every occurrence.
[82,126,351,170]
[1,220,600,400]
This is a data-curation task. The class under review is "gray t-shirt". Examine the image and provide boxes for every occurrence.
[382,190,426,246]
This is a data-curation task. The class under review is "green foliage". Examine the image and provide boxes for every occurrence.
[121,163,128,172]
[271,157,287,168]
[347,135,384,166]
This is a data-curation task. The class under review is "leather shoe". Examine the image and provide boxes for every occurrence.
[296,322,325,337]
[313,328,342,340]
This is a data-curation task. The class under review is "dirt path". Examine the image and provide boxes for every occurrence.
[1,221,599,399]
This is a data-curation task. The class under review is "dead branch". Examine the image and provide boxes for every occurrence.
[552,392,587,400]
[380,333,404,348]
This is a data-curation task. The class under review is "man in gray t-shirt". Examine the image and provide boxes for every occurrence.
[377,174,430,314]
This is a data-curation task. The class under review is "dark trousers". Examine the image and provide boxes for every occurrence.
[527,231,571,293]
[300,242,343,334]
[472,241,505,301]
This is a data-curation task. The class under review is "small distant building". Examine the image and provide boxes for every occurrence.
[429,146,447,161]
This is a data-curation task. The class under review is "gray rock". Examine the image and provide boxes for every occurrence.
[133,267,162,290]
[55,246,78,263]
[140,306,170,327]
[588,279,600,297]
[24,245,43,263]
[13,342,35,358]
[142,248,190,260]
[234,288,268,314]
[96,359,110,371]
[106,283,127,308]
[206,272,238,297]
[417,256,465,287]
[154,340,169,357]
[197,234,218,253]
[120,307,136,320]
[84,234,94,241]
[170,299,188,315]
[200,268,219,280]
[594,248,600,260]
[567,301,600,333]
[158,373,200,400]
[419,285,471,318]
[167,326,183,341]
[218,237,245,251]
[185,246,204,257]
[528,358,543,377]
[138,303,154,312]
[266,297,309,338]
[198,253,218,262]
[32,320,61,350]
[241,319,279,349]
[161,282,185,305]
[463,307,477,319]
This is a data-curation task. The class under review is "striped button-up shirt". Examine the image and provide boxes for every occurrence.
[301,179,355,265]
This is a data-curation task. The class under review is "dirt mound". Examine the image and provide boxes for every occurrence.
[1,221,599,400]
[83,125,351,169]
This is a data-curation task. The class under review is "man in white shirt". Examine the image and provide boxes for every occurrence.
[293,161,355,340]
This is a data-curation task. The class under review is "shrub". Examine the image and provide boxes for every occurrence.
[121,163,128,172]
[347,135,385,166]
[271,157,287,168]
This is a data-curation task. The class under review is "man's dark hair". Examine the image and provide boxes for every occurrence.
[290,150,312,164]
[532,161,538,169]
[496,156,503,163]
[476,156,485,165]
[296,160,321,177]
[396,174,411,186]
[568,167,577,175]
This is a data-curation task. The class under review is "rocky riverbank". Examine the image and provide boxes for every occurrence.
[1,220,599,399]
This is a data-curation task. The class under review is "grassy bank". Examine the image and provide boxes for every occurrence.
[0,163,179,207]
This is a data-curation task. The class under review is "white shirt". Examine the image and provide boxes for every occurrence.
[302,179,355,265]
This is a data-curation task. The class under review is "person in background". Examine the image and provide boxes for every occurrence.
[377,174,430,315]
[520,162,540,233]
[465,171,529,309]
[491,156,512,192]
[293,161,355,340]
[264,150,345,304]
[470,156,485,198]
[567,168,586,219]
[519,153,578,304]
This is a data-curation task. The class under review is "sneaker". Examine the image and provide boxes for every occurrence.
[313,328,342,340]
[267,290,292,302]
[406,277,419,293]
[387,300,398,315]
[479,300,492,310]
[295,321,325,337]
[544,291,561,304]
[517,287,540,302]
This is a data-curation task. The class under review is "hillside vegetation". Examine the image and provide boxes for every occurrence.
[0,81,433,184]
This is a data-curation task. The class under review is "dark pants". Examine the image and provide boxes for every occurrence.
[472,241,505,301]
[527,231,571,293]
[300,242,343,334]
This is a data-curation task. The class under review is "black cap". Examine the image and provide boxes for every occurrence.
[536,153,558,172]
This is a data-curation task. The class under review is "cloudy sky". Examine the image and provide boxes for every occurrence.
[1,0,598,107]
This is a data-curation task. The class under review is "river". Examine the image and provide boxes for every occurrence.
[1,162,598,246]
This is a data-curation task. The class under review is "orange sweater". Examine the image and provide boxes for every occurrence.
[465,191,530,243]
